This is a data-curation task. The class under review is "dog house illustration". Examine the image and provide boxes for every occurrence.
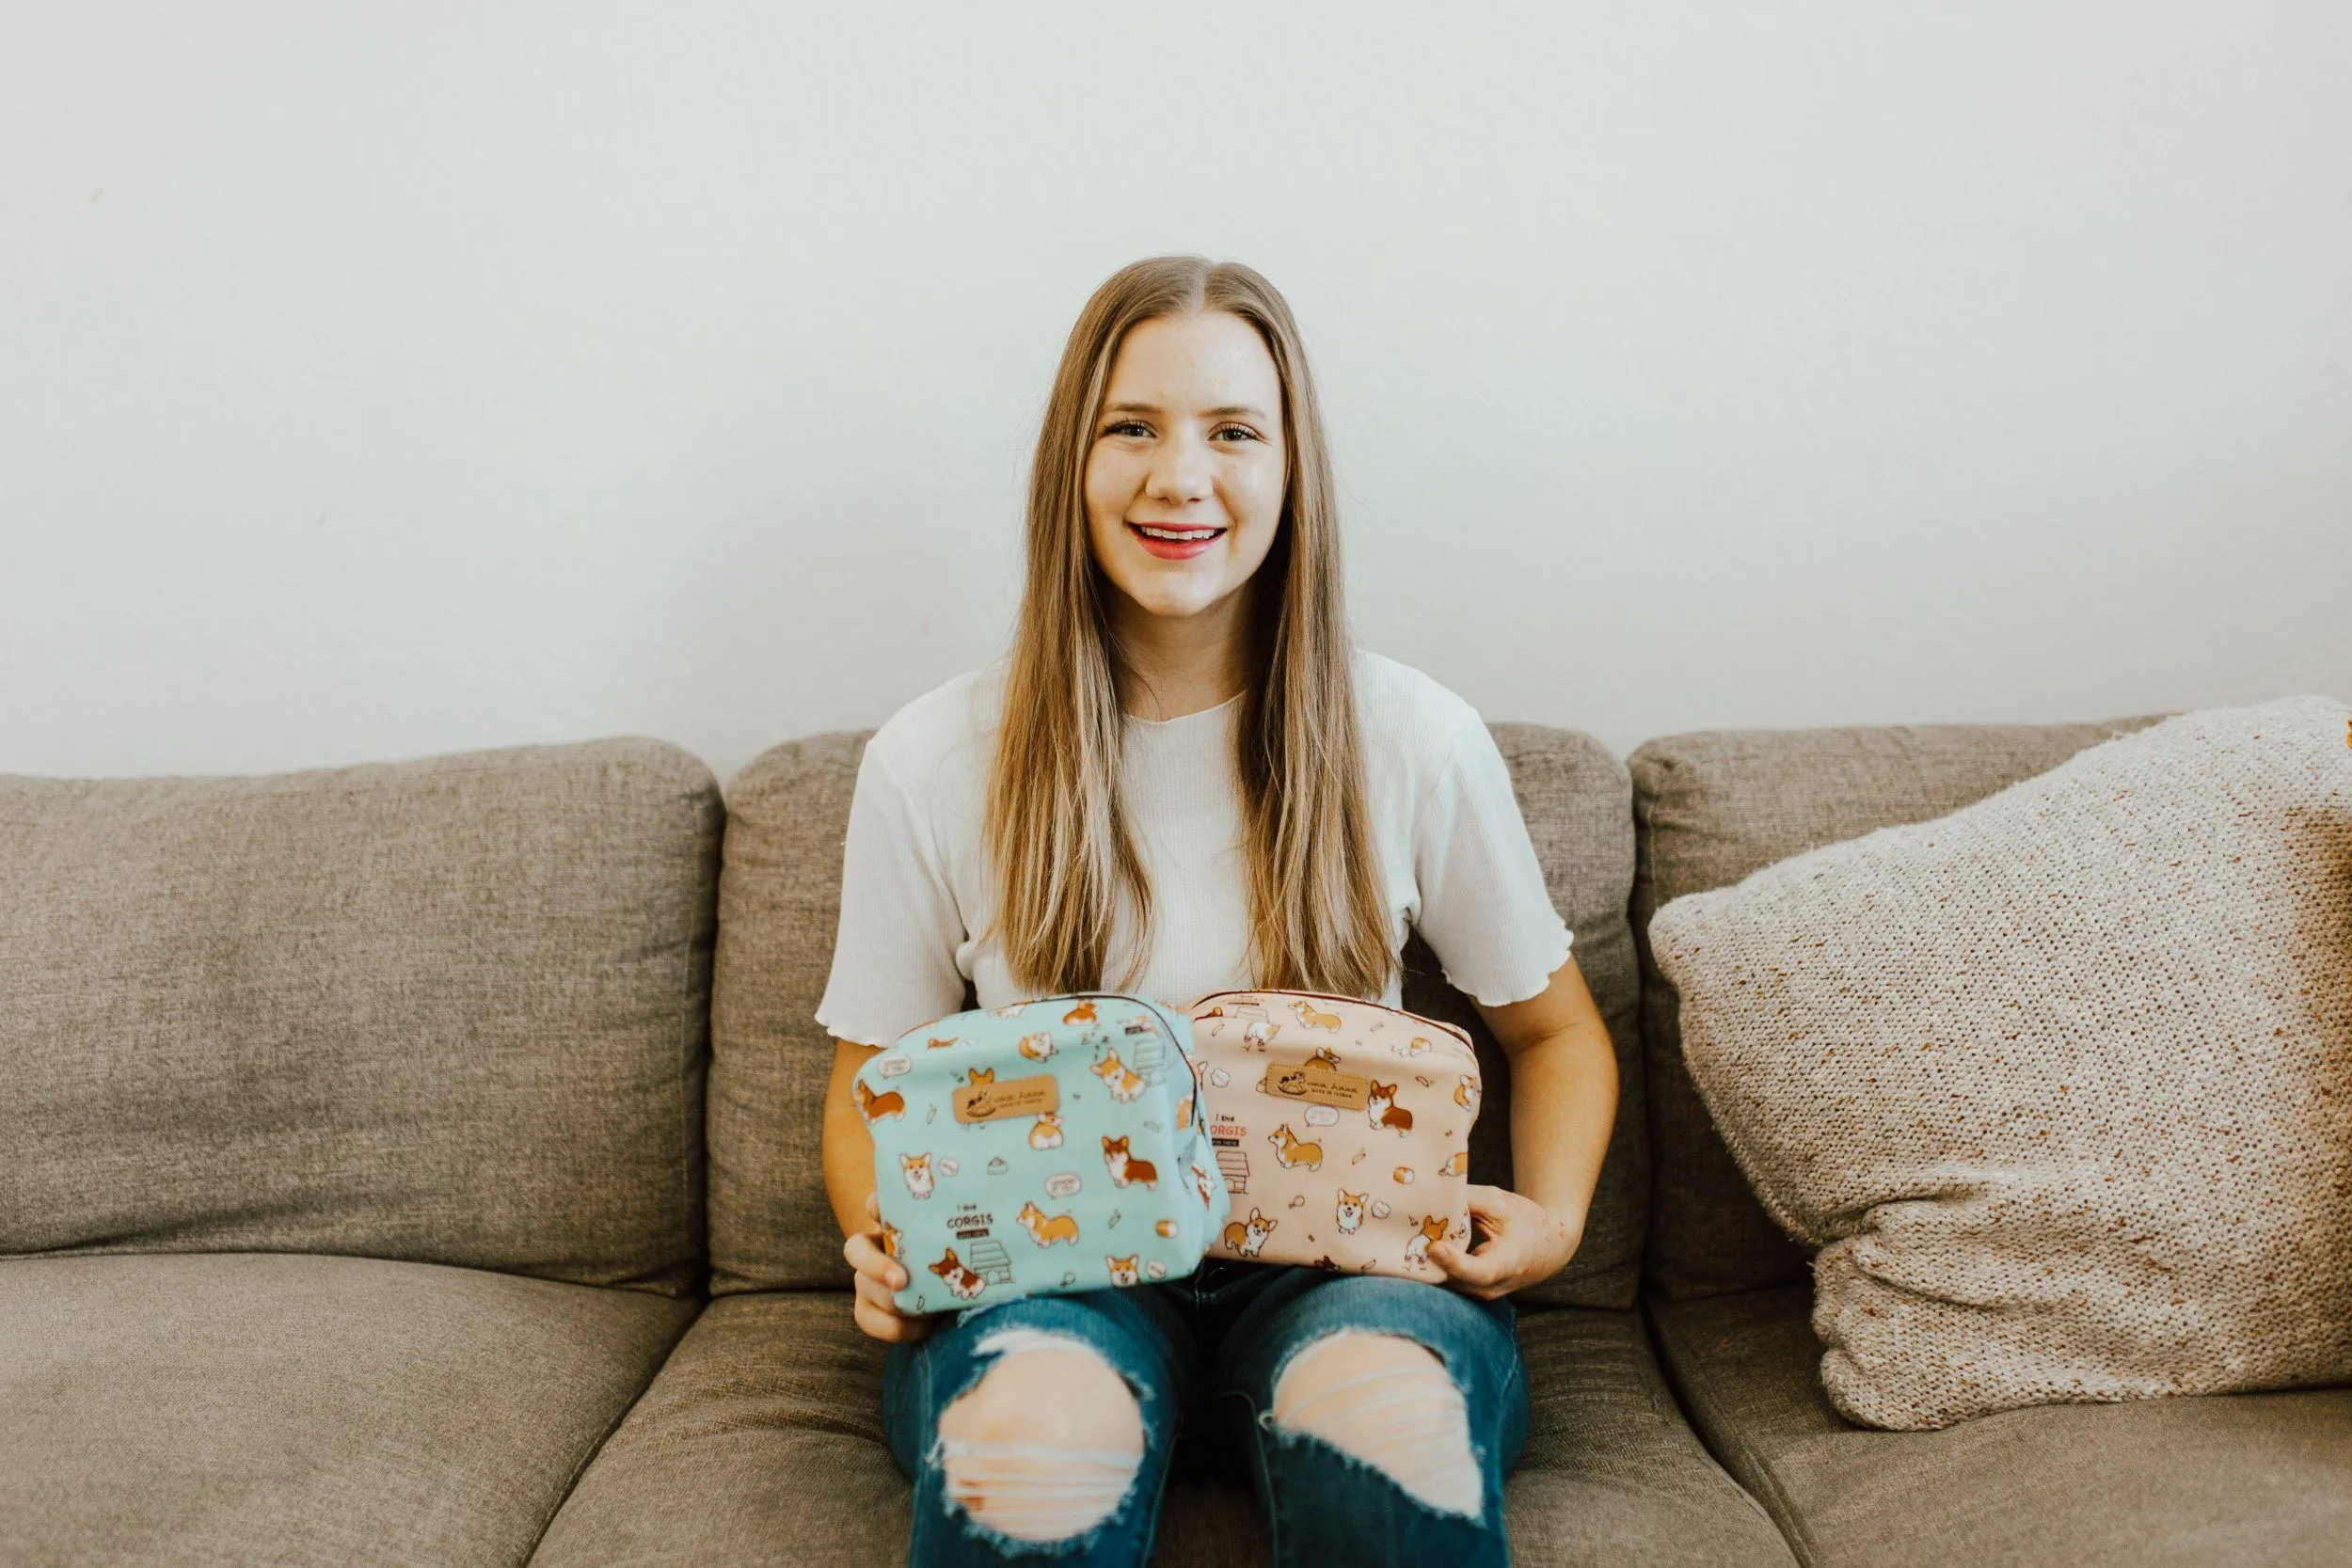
[1120,1029,1168,1079]
[1216,1147,1250,1193]
[963,1236,1015,1285]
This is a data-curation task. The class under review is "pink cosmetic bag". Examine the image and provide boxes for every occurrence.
[1187,990,1481,1280]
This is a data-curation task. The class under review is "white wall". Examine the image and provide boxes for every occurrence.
[6,3,2347,784]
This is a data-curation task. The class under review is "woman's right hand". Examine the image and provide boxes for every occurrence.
[845,1191,935,1344]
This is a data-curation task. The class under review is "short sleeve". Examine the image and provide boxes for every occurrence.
[1409,719,1574,1007]
[812,741,971,1047]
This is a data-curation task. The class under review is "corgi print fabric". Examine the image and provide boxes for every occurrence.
[1189,990,1480,1280]
[856,993,1231,1314]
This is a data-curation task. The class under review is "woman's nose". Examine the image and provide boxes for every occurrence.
[1143,429,1215,503]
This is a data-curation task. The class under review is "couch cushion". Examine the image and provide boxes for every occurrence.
[1629,713,2171,1302]
[528,1291,1795,1567]
[0,1251,696,1567]
[708,722,1646,1308]
[0,738,720,1293]
[1649,696,2352,1429]
[1648,1284,2352,1567]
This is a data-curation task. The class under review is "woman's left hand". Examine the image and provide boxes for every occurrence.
[1428,1184,1581,1300]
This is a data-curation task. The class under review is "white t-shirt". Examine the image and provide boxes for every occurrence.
[814,647,1573,1047]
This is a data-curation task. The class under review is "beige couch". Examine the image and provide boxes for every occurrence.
[5,714,2345,1565]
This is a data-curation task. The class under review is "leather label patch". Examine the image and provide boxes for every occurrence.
[1261,1061,1370,1110]
[953,1073,1059,1124]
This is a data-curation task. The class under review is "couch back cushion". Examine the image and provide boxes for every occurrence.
[1648,696,2352,1430]
[708,722,1646,1307]
[1630,711,2171,1302]
[0,739,720,1294]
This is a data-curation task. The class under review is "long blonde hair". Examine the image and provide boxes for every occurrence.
[982,256,1393,1000]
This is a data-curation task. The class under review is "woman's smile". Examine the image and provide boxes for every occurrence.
[1126,520,1228,560]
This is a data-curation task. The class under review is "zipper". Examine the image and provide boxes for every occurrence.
[1056,990,1209,1149]
[1186,986,1475,1053]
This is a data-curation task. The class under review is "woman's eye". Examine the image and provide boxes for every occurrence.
[1216,426,1260,443]
[1106,420,1148,437]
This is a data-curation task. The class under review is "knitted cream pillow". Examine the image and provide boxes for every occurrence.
[1650,694,2352,1431]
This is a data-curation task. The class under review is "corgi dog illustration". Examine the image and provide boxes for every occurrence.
[986,1003,1027,1019]
[1454,1075,1479,1112]
[963,1066,995,1089]
[930,1247,987,1301]
[1106,1254,1141,1287]
[1122,1015,1158,1036]
[878,1220,902,1259]
[1028,1112,1064,1150]
[1103,1134,1159,1190]
[1222,1209,1278,1259]
[1309,1255,1338,1271]
[1335,1189,1367,1234]
[1366,1081,1414,1136]
[1091,1049,1148,1103]
[1017,1200,1081,1247]
[1440,1149,1469,1178]
[1268,1124,1324,1171]
[1017,1031,1057,1062]
[1391,1036,1431,1059]
[1191,1162,1216,1206]
[1305,1046,1343,1070]
[1291,999,1343,1032]
[1155,1218,1177,1238]
[1063,1000,1098,1026]
[853,1079,905,1124]
[1174,1093,1193,1131]
[900,1152,935,1198]
[1404,1214,1450,1268]
[926,1034,963,1050]
[1242,1019,1280,1052]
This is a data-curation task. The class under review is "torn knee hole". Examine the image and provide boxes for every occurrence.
[936,1337,1145,1544]
[1269,1331,1483,1517]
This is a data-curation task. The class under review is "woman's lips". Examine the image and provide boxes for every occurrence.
[1127,522,1227,561]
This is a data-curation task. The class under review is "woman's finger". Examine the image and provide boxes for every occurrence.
[866,1288,936,1354]
[1432,1235,1514,1288]
[1462,1183,1512,1216]
[845,1233,909,1292]
[844,1229,905,1283]
[870,1251,911,1295]
[856,1279,934,1344]
[1466,1185,1535,1233]
[853,1292,918,1343]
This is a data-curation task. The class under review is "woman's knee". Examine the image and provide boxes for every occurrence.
[1268,1330,1482,1517]
[935,1331,1147,1544]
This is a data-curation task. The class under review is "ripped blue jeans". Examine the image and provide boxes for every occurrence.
[882,1259,1529,1566]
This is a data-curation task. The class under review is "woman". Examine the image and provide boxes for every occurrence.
[817,255,1617,1566]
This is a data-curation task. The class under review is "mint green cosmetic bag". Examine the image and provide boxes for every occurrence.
[854,992,1231,1314]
